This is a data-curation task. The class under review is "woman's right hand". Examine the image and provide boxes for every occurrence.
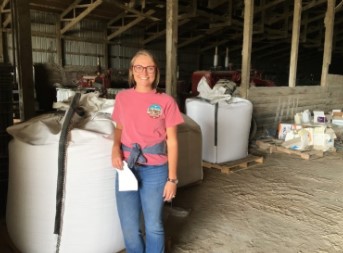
[112,146,123,170]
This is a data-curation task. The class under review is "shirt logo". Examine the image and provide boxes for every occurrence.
[147,104,162,118]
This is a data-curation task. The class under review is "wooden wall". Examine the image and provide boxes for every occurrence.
[247,74,343,137]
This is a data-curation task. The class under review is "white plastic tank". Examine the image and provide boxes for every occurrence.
[186,97,253,163]
[6,94,125,253]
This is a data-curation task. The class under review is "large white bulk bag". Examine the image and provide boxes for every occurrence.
[6,94,125,253]
[186,97,253,163]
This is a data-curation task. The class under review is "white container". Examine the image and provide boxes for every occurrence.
[186,97,253,163]
[302,109,311,123]
[6,112,125,253]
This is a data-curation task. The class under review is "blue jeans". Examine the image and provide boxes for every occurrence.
[115,163,168,253]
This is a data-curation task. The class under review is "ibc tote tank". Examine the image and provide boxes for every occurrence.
[186,97,253,164]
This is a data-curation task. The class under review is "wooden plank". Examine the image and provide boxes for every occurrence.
[255,139,325,160]
[202,155,264,174]
[275,146,323,160]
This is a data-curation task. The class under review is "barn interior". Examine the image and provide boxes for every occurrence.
[1,0,343,252]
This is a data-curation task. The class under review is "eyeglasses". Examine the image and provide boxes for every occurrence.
[133,65,156,73]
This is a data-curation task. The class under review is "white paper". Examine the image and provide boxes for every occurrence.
[116,161,138,191]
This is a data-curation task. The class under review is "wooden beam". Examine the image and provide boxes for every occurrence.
[0,0,10,11]
[107,12,127,27]
[178,27,222,48]
[1,0,11,28]
[56,21,64,66]
[266,0,326,25]
[60,0,103,35]
[107,9,155,40]
[60,0,83,19]
[143,19,189,44]
[12,0,35,120]
[254,0,285,12]
[261,47,292,61]
[321,0,336,87]
[0,15,3,63]
[165,0,178,98]
[111,1,159,22]
[207,0,227,9]
[2,14,11,28]
[336,0,343,10]
[241,0,254,99]
[300,9,343,45]
[288,0,302,88]
[199,32,243,53]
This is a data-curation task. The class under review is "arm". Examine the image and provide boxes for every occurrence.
[163,125,178,201]
[112,123,124,169]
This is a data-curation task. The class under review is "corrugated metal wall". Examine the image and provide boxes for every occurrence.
[4,9,200,88]
[64,19,106,67]
[31,11,58,64]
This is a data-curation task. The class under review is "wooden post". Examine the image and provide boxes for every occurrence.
[320,0,335,87]
[165,0,178,98]
[12,0,35,120]
[104,29,109,70]
[0,12,4,63]
[56,22,64,66]
[241,0,254,99]
[288,0,302,88]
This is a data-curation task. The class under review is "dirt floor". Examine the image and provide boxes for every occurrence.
[1,149,343,253]
[165,150,343,253]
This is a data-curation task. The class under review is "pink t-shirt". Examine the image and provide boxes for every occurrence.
[112,88,184,165]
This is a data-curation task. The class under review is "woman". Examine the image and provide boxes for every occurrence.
[112,49,184,253]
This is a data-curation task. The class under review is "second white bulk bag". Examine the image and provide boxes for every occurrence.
[186,97,253,163]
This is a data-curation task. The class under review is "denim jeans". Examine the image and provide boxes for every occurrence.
[115,163,168,253]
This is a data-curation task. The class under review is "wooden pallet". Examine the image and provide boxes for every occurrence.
[255,139,324,160]
[202,154,264,174]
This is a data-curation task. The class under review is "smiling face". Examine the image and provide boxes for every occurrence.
[132,54,156,91]
[128,50,160,92]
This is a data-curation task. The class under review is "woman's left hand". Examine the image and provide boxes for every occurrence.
[163,181,177,202]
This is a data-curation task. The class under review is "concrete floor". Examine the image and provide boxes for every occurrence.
[1,149,343,253]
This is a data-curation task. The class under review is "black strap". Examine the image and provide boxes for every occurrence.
[214,102,218,146]
[54,93,82,235]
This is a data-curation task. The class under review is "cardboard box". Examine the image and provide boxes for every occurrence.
[332,111,343,118]
[313,126,336,151]
[283,129,310,151]
[304,127,314,146]
[313,111,325,123]
[332,119,343,126]
[278,123,301,140]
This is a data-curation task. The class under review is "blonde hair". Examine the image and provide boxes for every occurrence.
[128,49,160,89]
